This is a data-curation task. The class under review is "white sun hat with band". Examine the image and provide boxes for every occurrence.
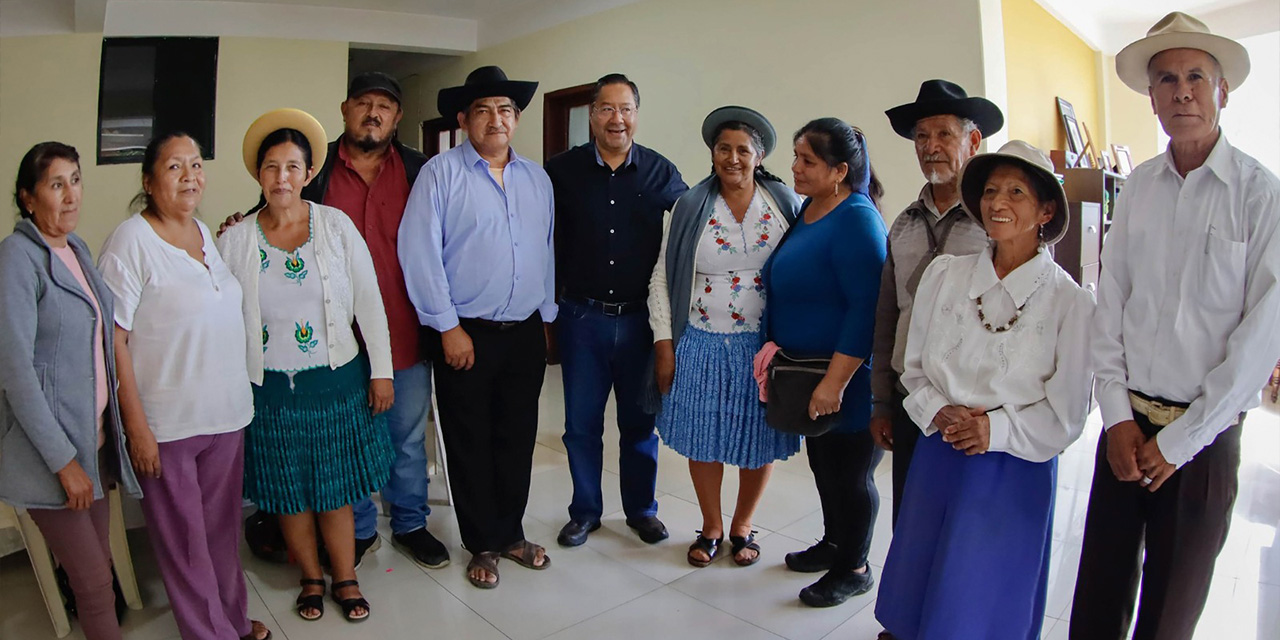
[1115,11,1250,94]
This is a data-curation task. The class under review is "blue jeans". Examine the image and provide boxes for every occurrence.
[354,361,432,538]
[559,300,659,523]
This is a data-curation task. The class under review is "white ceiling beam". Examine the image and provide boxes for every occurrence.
[102,0,478,54]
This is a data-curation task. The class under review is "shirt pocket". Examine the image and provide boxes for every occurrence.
[1198,228,1247,313]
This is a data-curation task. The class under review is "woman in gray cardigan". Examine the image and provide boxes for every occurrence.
[0,142,142,640]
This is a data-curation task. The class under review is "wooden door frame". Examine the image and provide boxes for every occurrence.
[543,83,594,160]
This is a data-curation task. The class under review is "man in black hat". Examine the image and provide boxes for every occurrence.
[544,73,687,548]
[224,71,449,571]
[399,65,556,589]
[864,79,1002,537]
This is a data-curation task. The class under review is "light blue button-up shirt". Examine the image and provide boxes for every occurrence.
[398,139,557,332]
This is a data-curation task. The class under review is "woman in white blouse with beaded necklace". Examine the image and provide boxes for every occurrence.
[874,140,1094,640]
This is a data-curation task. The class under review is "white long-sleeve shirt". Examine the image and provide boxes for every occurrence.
[1091,134,1280,468]
[901,247,1095,463]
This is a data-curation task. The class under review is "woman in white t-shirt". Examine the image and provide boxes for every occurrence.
[216,109,393,623]
[98,133,271,640]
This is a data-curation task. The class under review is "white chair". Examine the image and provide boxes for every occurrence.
[428,374,453,507]
[0,487,143,638]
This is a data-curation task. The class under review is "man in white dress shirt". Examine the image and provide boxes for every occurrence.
[1070,12,1280,640]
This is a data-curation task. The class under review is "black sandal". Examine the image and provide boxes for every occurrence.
[295,578,325,621]
[330,579,370,622]
[730,531,761,567]
[467,551,501,589]
[687,532,724,568]
[239,620,272,640]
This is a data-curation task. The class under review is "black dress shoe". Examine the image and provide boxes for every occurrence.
[353,533,382,570]
[557,520,600,547]
[799,566,875,607]
[392,528,450,569]
[626,516,669,544]
[784,539,838,573]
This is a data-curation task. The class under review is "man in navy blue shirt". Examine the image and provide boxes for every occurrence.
[545,74,687,547]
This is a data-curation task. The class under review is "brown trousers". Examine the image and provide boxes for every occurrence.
[1069,412,1243,640]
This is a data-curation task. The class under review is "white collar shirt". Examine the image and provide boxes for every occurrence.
[901,246,1095,463]
[1091,133,1280,467]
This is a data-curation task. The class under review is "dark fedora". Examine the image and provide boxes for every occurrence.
[885,79,1004,139]
[437,65,538,119]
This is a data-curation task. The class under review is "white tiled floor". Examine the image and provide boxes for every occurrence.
[3,371,1278,640]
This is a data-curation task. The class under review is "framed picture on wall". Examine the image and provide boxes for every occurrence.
[1057,97,1086,167]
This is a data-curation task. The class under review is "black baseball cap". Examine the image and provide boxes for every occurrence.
[347,72,402,104]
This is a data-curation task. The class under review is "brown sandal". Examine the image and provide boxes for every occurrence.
[501,540,551,570]
[240,620,272,640]
[467,551,501,589]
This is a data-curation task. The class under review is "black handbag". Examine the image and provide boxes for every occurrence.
[765,350,839,437]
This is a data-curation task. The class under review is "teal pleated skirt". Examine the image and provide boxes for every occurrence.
[243,355,394,515]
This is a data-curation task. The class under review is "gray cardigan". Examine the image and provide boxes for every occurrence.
[640,175,801,413]
[0,219,142,509]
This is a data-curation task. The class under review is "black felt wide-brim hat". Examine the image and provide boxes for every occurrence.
[438,65,538,119]
[885,79,1004,139]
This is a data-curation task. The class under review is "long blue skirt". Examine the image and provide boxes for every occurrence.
[656,326,800,469]
[875,432,1057,640]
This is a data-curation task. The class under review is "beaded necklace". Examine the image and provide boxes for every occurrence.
[975,294,1028,333]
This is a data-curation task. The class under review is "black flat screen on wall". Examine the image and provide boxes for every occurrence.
[97,37,218,164]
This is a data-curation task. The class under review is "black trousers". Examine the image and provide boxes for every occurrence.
[806,428,884,573]
[428,316,547,554]
[1069,411,1243,640]
[888,389,922,530]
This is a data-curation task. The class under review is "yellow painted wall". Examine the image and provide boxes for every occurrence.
[1103,54,1161,165]
[1002,0,1101,156]
[0,35,348,253]
[399,0,991,220]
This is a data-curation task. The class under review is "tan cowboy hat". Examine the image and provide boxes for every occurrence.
[242,108,328,179]
[959,140,1069,246]
[1115,11,1250,94]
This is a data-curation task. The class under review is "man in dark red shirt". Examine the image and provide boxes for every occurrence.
[228,72,447,570]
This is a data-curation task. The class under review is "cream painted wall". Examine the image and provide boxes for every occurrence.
[0,34,348,253]
[1002,0,1100,156]
[398,0,990,220]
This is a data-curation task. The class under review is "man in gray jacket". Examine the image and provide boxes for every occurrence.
[869,80,1003,529]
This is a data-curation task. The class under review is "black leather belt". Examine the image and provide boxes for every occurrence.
[563,295,645,317]
[461,316,533,332]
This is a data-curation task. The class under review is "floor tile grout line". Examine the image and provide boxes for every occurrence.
[242,569,289,640]
[529,581,667,640]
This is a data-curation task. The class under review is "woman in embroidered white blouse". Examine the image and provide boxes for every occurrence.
[874,141,1094,640]
[217,109,395,623]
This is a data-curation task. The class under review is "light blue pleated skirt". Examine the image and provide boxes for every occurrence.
[656,326,800,469]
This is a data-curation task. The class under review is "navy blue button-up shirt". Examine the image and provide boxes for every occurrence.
[545,142,687,303]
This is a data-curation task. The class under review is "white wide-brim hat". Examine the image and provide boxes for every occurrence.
[242,108,328,179]
[1115,11,1250,94]
[959,140,1069,246]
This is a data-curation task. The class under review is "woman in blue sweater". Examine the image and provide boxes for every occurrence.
[766,118,887,607]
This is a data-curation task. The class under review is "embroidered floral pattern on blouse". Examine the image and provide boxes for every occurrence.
[259,248,270,273]
[283,252,308,285]
[707,216,737,254]
[262,324,269,353]
[294,320,319,354]
[751,202,776,249]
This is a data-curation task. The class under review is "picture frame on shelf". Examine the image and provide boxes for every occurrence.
[1112,144,1134,176]
[1057,97,1086,167]
[1101,149,1115,173]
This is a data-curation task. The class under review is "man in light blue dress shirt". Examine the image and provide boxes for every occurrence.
[398,66,556,589]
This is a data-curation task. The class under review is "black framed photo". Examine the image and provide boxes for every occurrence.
[1057,97,1085,158]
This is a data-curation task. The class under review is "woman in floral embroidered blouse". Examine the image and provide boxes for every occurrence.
[217,110,394,623]
[647,106,802,569]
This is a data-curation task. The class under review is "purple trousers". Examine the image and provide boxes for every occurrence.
[138,430,252,640]
[28,497,121,640]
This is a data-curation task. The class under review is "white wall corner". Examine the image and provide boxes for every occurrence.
[74,0,107,32]
[977,0,1009,150]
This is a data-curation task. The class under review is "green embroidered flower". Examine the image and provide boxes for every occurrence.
[262,324,269,352]
[259,248,269,273]
[283,252,307,284]
[294,320,319,353]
